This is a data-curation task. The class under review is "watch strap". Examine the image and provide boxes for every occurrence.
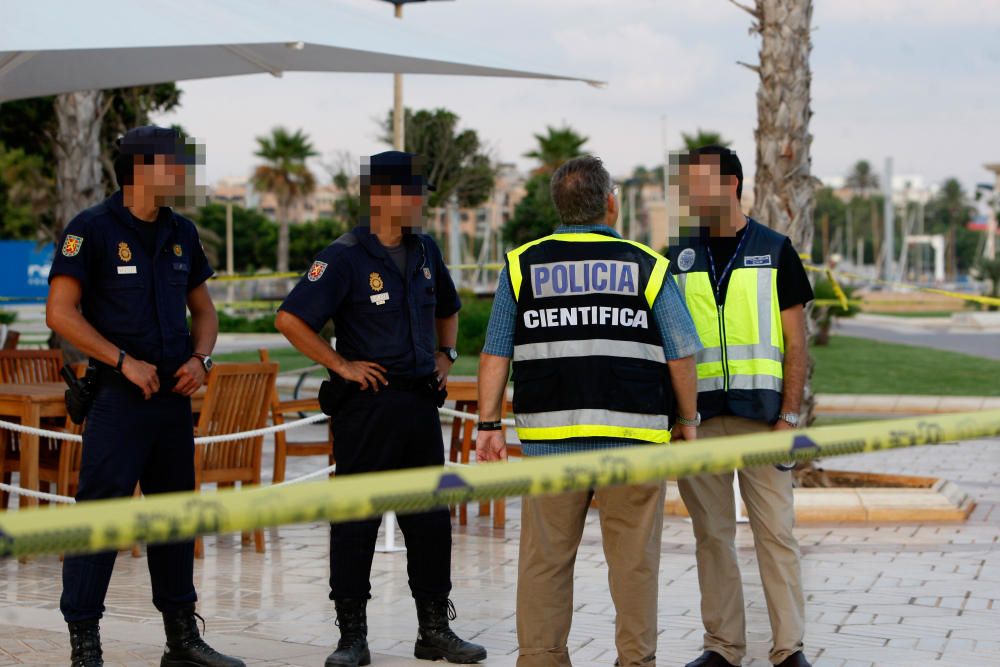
[115,349,126,373]
[477,421,503,431]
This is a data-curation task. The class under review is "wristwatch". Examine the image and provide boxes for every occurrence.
[676,412,701,427]
[778,412,800,427]
[192,352,214,373]
[115,349,126,373]
[478,421,503,431]
[438,347,458,363]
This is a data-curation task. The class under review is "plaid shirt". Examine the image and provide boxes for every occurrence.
[482,225,701,456]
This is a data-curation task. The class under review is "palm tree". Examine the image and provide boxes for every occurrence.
[936,178,967,281]
[846,160,879,199]
[731,0,820,442]
[681,129,732,151]
[524,125,588,175]
[253,127,318,273]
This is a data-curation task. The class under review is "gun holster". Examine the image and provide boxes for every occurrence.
[318,373,356,417]
[62,364,98,425]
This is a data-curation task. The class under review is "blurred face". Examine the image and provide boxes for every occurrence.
[369,184,426,231]
[675,156,740,236]
[681,157,733,211]
[133,154,187,200]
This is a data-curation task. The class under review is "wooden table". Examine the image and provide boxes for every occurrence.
[0,383,206,509]
[446,380,516,528]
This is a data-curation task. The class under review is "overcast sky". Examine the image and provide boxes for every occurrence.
[152,0,1000,195]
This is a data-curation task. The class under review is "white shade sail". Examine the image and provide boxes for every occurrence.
[0,0,602,102]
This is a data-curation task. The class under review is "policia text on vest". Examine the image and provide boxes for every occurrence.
[505,232,675,444]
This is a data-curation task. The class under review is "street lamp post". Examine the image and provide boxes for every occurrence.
[378,0,454,150]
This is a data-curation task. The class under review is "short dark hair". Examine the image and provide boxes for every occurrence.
[550,156,613,225]
[689,144,743,200]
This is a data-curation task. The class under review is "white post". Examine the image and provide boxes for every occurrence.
[733,475,748,523]
[376,511,406,553]
[882,157,895,281]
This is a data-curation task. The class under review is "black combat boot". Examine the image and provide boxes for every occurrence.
[325,598,371,667]
[68,619,103,667]
[160,605,245,667]
[413,599,487,664]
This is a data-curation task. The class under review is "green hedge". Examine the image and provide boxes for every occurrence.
[456,292,493,358]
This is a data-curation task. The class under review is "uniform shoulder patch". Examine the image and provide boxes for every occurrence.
[307,260,328,282]
[61,235,84,257]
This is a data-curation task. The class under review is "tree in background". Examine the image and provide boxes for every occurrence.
[0,146,52,239]
[381,108,496,209]
[732,0,820,440]
[926,178,977,279]
[503,124,589,246]
[0,84,182,241]
[252,127,318,273]
[681,129,732,151]
[524,125,589,175]
[324,150,361,223]
[846,159,879,197]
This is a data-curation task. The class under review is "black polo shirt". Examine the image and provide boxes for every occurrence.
[706,219,814,309]
[49,190,214,374]
[279,226,461,378]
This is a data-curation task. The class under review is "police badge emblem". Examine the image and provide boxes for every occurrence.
[173,244,183,257]
[61,235,83,257]
[307,260,328,282]
[677,247,696,272]
[117,242,132,263]
[423,267,432,280]
[369,272,384,292]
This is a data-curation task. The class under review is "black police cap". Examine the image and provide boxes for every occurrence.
[116,125,197,165]
[365,151,436,191]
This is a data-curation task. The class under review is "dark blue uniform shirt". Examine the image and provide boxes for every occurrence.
[279,226,461,378]
[48,190,214,374]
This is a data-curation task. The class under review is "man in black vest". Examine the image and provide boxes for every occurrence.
[477,156,701,667]
[666,146,814,667]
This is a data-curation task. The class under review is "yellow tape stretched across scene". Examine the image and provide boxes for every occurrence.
[2,410,998,560]
[802,261,1000,308]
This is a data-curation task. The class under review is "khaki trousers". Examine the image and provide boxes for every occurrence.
[516,480,667,667]
[677,416,805,665]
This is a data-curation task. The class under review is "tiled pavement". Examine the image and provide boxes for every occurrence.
[1,424,998,666]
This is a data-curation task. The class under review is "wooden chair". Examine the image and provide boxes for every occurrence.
[193,362,278,557]
[0,349,65,508]
[1,330,20,349]
[258,349,334,483]
[0,349,63,383]
[447,380,519,528]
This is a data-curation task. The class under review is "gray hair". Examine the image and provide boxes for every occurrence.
[550,156,613,226]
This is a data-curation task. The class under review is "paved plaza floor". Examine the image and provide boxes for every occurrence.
[1,424,998,666]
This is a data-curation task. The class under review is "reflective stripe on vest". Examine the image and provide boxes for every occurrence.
[676,266,783,394]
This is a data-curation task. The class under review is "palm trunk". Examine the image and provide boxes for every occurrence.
[276,204,290,273]
[51,91,106,360]
[53,91,106,237]
[737,0,816,425]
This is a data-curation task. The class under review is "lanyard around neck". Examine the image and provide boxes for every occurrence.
[705,221,750,302]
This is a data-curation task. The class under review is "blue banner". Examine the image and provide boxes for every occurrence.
[0,240,55,303]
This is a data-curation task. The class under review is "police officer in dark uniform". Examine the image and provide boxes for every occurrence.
[276,151,486,667]
[46,126,244,667]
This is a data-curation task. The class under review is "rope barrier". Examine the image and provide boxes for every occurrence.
[0,403,490,501]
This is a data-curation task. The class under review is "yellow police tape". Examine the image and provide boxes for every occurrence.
[2,410,998,559]
[804,263,1000,308]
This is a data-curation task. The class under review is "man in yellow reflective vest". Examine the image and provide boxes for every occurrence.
[477,155,701,666]
[666,146,814,667]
